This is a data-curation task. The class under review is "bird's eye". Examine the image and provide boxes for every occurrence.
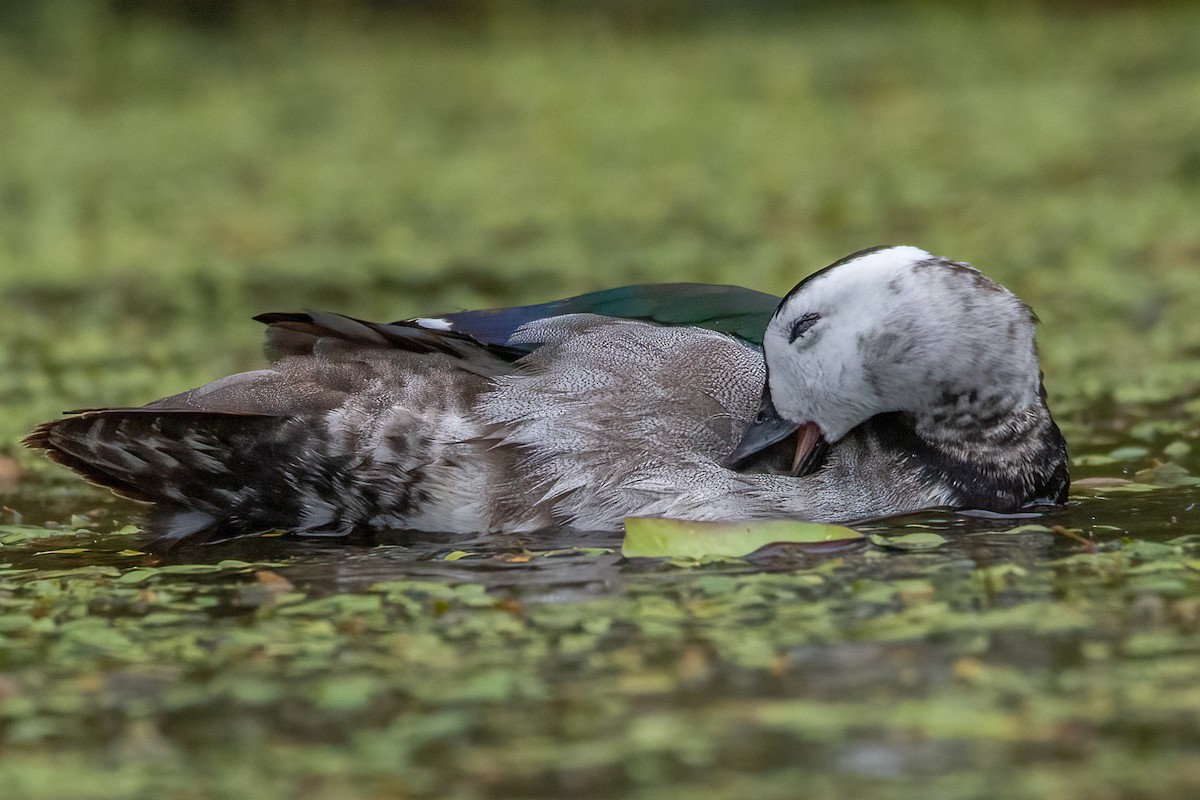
[788,312,821,343]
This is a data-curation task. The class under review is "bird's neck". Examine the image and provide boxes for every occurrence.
[872,385,1069,511]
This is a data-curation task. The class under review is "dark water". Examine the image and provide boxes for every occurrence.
[11,482,1197,590]
[3,445,1200,799]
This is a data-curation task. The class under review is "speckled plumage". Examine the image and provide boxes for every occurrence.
[26,246,1069,547]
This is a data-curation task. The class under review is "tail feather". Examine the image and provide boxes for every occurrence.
[26,413,162,503]
[25,409,295,547]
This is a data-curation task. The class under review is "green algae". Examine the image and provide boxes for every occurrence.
[0,520,1199,798]
[2,3,1200,799]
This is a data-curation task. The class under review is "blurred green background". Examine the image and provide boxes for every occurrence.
[3,4,1200,799]
[3,0,1200,461]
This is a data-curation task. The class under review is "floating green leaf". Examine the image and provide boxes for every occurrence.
[622,517,863,559]
[869,532,949,550]
[991,524,1055,535]
[1109,446,1150,461]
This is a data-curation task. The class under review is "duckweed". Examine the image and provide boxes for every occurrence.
[3,3,1200,798]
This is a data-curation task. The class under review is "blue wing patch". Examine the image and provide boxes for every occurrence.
[409,283,780,350]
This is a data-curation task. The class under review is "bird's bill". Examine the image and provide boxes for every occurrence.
[724,390,828,477]
[789,421,828,477]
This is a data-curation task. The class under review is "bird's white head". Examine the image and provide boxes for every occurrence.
[727,246,1043,473]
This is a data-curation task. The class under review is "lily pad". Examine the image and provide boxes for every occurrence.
[1071,477,1133,490]
[621,517,863,559]
[869,532,949,550]
[1163,441,1192,458]
[990,524,1056,535]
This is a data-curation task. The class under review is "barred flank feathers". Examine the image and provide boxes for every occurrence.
[24,409,291,548]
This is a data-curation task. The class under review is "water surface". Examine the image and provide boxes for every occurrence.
[3,424,1200,800]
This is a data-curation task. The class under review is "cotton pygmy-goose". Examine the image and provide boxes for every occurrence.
[27,246,1069,547]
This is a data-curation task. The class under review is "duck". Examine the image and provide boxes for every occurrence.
[26,245,1069,547]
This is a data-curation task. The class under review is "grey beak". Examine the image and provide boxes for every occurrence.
[724,386,801,469]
